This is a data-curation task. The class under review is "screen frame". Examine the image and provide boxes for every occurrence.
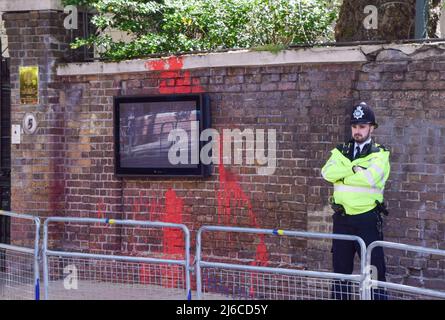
[114,93,211,177]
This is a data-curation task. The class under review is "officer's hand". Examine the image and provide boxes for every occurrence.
[353,166,364,173]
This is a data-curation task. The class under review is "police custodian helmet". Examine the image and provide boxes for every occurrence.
[350,102,378,128]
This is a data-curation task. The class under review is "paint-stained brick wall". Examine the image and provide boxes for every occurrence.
[4,10,445,293]
[56,49,445,291]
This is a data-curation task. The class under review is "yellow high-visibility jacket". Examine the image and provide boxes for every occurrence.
[321,140,390,215]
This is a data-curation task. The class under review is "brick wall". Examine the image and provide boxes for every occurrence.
[3,9,444,291]
[3,10,90,246]
[56,50,445,290]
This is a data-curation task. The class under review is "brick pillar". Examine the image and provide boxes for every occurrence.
[2,4,87,245]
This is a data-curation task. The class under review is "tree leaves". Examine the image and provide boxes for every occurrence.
[63,0,339,61]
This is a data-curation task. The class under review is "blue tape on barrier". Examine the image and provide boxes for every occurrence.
[35,278,40,301]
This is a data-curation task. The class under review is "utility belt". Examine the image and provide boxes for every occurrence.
[330,199,389,217]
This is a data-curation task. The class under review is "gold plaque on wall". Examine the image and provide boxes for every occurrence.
[19,66,39,105]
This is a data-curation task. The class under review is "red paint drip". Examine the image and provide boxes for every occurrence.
[138,188,185,288]
[145,56,204,94]
[161,189,184,288]
[163,188,184,256]
[134,132,270,295]
[217,133,269,297]
[96,198,105,219]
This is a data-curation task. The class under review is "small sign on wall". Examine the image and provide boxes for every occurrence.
[19,66,39,105]
[11,124,21,144]
[22,113,38,134]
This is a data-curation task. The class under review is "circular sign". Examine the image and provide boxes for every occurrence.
[22,113,38,134]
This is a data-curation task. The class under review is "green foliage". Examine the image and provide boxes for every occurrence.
[62,0,339,61]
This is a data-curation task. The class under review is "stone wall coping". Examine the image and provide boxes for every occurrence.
[0,0,63,12]
[56,42,444,76]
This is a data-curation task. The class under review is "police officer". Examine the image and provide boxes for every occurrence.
[321,102,390,300]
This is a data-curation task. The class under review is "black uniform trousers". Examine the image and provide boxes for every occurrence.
[332,208,388,300]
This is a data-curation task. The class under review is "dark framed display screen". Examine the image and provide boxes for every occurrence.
[114,94,210,176]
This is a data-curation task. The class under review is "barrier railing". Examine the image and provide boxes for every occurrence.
[195,225,367,300]
[0,210,40,300]
[1,214,442,300]
[42,217,191,300]
[365,241,445,300]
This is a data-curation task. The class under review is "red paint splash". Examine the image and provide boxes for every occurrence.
[163,188,185,256]
[96,198,105,219]
[137,188,185,288]
[217,134,268,263]
[145,56,204,94]
[217,133,269,297]
[125,113,269,297]
[139,134,271,294]
[160,188,185,288]
[95,137,268,296]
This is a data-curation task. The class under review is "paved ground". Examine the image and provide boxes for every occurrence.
[0,279,227,300]
[1,274,441,300]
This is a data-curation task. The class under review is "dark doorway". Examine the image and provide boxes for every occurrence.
[0,47,11,245]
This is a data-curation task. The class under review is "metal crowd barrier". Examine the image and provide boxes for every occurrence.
[365,241,445,300]
[42,217,191,300]
[0,210,40,300]
[195,225,367,300]
[1,214,442,301]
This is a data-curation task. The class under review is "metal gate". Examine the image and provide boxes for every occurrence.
[365,241,445,300]
[195,226,367,300]
[0,210,41,300]
[43,217,192,300]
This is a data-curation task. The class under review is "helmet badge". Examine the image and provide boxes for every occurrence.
[353,106,365,119]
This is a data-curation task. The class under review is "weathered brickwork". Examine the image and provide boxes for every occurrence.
[3,10,91,246]
[3,10,444,291]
